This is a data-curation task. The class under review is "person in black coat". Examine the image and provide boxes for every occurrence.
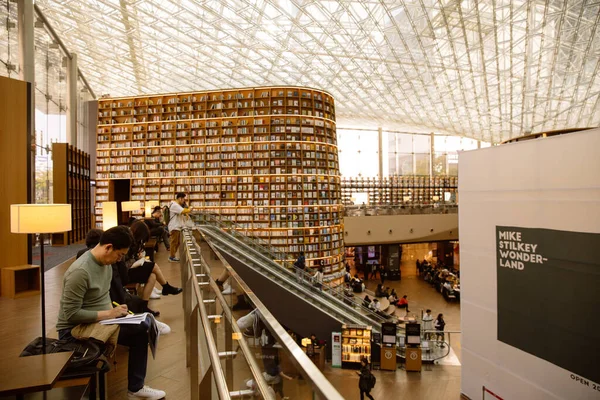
[357,357,375,400]
[143,206,170,251]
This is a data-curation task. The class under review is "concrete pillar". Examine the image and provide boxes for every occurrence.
[66,53,78,147]
[429,132,434,176]
[377,127,383,178]
[18,0,35,206]
[18,0,34,84]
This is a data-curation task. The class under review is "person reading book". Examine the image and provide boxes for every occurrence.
[56,226,167,400]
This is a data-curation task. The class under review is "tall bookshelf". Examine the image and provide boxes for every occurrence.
[52,143,92,245]
[96,87,344,285]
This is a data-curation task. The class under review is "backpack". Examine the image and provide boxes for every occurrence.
[163,204,171,226]
[20,337,109,378]
[369,373,376,389]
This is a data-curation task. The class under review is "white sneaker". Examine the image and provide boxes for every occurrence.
[127,385,166,399]
[222,282,236,295]
[150,287,162,299]
[156,320,171,335]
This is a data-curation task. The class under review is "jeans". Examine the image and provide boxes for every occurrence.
[59,320,150,393]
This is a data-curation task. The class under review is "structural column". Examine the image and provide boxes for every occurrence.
[429,132,434,176]
[18,0,35,219]
[66,53,78,148]
[377,127,383,178]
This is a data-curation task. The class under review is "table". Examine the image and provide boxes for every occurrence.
[0,352,73,398]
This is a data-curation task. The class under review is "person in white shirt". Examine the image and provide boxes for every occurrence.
[370,298,380,311]
[422,309,434,340]
[168,192,192,262]
[313,267,324,291]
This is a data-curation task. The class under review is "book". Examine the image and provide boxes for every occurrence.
[100,312,160,359]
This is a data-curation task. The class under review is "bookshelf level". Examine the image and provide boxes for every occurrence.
[96,87,344,284]
[340,176,458,206]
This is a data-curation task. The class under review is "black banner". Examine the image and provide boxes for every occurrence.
[496,226,600,384]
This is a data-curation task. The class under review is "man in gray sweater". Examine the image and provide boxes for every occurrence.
[57,226,166,399]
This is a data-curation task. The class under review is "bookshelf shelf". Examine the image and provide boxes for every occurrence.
[96,86,343,284]
[52,143,92,245]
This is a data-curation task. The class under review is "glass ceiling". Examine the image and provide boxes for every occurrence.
[36,0,600,143]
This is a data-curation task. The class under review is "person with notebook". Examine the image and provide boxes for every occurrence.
[56,226,167,400]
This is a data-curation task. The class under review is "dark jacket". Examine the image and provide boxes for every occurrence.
[359,365,371,391]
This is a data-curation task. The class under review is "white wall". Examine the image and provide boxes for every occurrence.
[459,129,600,400]
[343,213,458,245]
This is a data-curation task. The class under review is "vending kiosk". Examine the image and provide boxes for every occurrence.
[380,322,397,371]
[405,323,422,372]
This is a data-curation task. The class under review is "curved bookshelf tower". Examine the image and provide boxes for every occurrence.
[96,87,344,285]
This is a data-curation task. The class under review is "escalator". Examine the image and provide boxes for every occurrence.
[193,217,393,346]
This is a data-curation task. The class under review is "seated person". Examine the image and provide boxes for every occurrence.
[56,226,166,399]
[144,206,170,251]
[76,229,103,259]
[397,295,410,312]
[388,289,398,304]
[120,221,183,315]
[383,286,391,298]
[310,333,320,347]
[78,229,170,334]
[369,298,381,311]
[362,295,372,308]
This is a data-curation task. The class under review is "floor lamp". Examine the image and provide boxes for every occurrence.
[10,204,72,353]
[121,200,141,224]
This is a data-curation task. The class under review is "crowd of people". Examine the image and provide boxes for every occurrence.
[417,259,461,301]
[55,192,199,399]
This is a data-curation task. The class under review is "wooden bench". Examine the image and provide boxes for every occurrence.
[1,264,40,299]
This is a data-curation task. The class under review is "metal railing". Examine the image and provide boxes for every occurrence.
[344,204,458,217]
[180,228,344,399]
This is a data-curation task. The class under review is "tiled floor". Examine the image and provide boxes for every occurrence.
[0,240,463,399]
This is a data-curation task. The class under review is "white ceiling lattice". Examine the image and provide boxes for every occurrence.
[36,0,600,143]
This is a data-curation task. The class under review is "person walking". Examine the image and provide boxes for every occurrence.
[357,357,375,400]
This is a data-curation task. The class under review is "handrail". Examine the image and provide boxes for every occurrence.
[195,245,273,398]
[182,231,231,399]
[202,231,345,400]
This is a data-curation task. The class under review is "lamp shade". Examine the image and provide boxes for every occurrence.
[11,204,72,234]
[144,200,159,216]
[121,200,141,212]
[102,201,118,230]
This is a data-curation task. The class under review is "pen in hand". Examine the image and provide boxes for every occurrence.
[112,301,134,315]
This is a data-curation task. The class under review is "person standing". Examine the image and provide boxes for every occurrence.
[56,226,166,399]
[294,251,306,283]
[313,267,324,291]
[370,263,378,279]
[357,357,375,400]
[379,265,386,285]
[422,309,434,340]
[168,192,192,262]
[435,313,446,347]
